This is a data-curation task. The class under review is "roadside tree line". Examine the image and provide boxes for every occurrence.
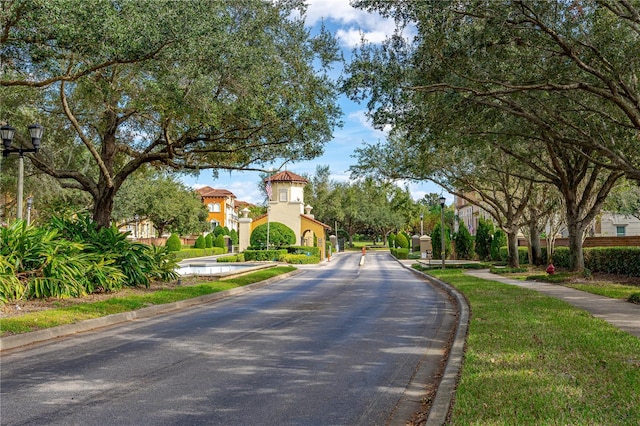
[342,0,640,271]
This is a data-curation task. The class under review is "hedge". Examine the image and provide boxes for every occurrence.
[173,247,225,261]
[279,254,320,264]
[216,254,245,263]
[286,246,320,257]
[390,248,409,259]
[243,249,288,261]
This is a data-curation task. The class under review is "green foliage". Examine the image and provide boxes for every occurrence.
[165,234,182,252]
[550,247,571,268]
[388,233,397,248]
[216,254,245,263]
[390,248,409,259]
[193,235,206,249]
[286,246,321,257]
[204,233,213,248]
[475,218,494,261]
[243,249,288,261]
[213,226,227,237]
[430,223,451,260]
[490,266,529,274]
[229,229,239,245]
[499,246,531,265]
[395,232,409,249]
[490,229,507,261]
[214,234,226,252]
[0,216,178,302]
[583,247,640,277]
[629,293,640,304]
[172,247,225,261]
[250,222,296,248]
[454,220,474,259]
[279,254,320,264]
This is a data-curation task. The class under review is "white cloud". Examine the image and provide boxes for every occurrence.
[348,110,391,138]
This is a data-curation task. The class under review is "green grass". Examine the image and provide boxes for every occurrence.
[0,266,296,335]
[564,282,640,300]
[428,269,640,425]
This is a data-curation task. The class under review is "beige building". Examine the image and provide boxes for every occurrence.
[238,171,331,260]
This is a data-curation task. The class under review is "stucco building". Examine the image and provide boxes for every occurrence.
[197,186,239,232]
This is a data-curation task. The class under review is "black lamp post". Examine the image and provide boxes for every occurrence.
[1,124,44,220]
[420,213,424,236]
[439,195,446,269]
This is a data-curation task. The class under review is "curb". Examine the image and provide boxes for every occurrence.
[395,258,469,425]
[0,270,303,352]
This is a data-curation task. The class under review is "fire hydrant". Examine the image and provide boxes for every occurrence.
[546,263,555,275]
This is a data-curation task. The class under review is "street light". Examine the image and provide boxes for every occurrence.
[420,213,424,236]
[2,123,44,220]
[439,195,446,269]
[26,196,33,225]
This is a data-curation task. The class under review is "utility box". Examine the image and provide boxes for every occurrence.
[420,235,433,259]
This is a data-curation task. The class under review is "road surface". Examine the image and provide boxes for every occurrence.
[0,252,456,425]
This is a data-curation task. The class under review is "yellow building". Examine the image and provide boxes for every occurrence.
[238,171,331,260]
[197,186,238,231]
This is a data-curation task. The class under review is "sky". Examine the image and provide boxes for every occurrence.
[180,0,447,206]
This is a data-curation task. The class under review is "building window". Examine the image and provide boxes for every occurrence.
[279,189,288,202]
[616,226,626,237]
[212,203,221,212]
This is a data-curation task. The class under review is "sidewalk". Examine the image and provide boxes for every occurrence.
[465,269,640,339]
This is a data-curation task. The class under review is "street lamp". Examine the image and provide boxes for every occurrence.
[26,196,33,225]
[420,213,424,236]
[439,195,446,269]
[2,123,44,220]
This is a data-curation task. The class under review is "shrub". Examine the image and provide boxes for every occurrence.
[250,222,296,248]
[216,254,245,262]
[550,247,571,268]
[194,235,206,249]
[475,218,494,261]
[229,229,239,245]
[584,247,640,276]
[286,246,320,257]
[205,233,213,248]
[388,233,397,248]
[396,233,409,249]
[213,225,227,236]
[430,223,451,259]
[214,234,226,252]
[243,249,288,261]
[172,247,225,261]
[628,293,640,304]
[165,233,182,252]
[491,230,507,261]
[279,254,320,264]
[390,248,409,259]
[454,220,474,259]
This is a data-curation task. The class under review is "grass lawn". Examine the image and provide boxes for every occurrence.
[0,266,296,336]
[428,269,640,425]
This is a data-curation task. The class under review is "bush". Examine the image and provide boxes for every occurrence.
[286,246,320,257]
[491,230,507,261]
[172,247,225,261]
[214,234,226,252]
[216,254,245,262]
[243,249,288,261]
[388,233,397,248]
[205,233,213,248]
[396,233,409,249]
[194,235,206,249]
[475,218,494,261]
[498,246,530,265]
[250,222,296,248]
[279,254,320,264]
[390,248,409,259]
[550,247,571,268]
[629,293,640,304]
[165,233,182,252]
[584,247,640,276]
[454,220,474,259]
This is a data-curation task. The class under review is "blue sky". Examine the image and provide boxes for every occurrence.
[180,0,446,205]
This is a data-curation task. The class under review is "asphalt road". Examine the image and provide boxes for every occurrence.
[0,252,456,426]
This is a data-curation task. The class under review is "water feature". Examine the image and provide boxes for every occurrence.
[176,262,272,277]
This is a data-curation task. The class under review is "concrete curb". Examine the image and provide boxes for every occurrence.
[0,270,303,352]
[394,258,469,425]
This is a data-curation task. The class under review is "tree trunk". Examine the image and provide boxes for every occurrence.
[528,222,543,265]
[566,220,585,271]
[93,186,116,228]
[506,230,519,268]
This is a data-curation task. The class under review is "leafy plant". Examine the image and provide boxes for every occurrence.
[250,222,296,248]
[165,233,182,252]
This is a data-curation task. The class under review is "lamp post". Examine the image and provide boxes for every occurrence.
[420,213,424,236]
[1,124,44,220]
[26,196,33,225]
[439,195,446,269]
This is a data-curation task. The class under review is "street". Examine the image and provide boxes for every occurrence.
[0,252,456,425]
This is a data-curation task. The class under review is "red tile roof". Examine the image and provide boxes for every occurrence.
[197,186,236,198]
[265,170,308,184]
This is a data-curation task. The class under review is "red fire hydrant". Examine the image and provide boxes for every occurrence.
[546,263,555,275]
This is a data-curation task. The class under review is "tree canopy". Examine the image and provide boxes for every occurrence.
[1,0,342,226]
